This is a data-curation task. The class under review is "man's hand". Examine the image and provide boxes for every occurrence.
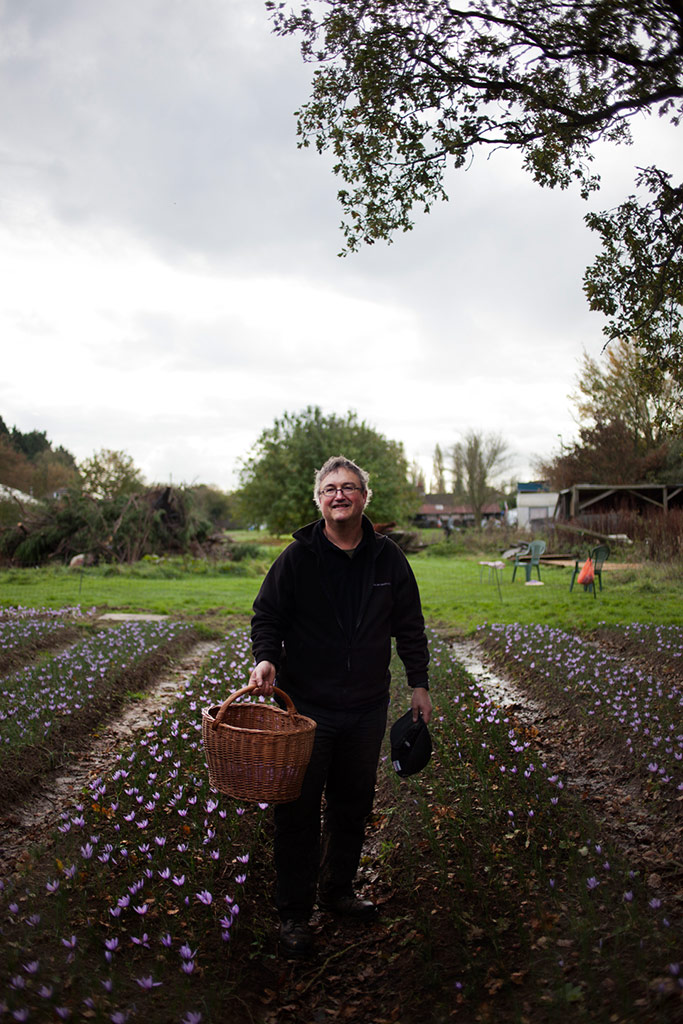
[411,686,432,724]
[249,660,277,697]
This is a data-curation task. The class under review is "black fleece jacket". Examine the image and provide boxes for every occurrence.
[251,515,430,712]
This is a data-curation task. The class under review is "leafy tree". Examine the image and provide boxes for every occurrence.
[0,486,212,567]
[270,0,683,374]
[188,485,244,530]
[78,449,146,500]
[451,430,510,523]
[573,339,683,453]
[0,437,34,495]
[0,419,80,497]
[661,437,683,483]
[584,168,683,382]
[537,338,683,487]
[10,427,51,461]
[52,445,78,470]
[30,450,80,499]
[237,406,419,534]
[536,419,669,489]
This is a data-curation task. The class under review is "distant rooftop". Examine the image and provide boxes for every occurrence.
[0,484,41,506]
[517,481,551,494]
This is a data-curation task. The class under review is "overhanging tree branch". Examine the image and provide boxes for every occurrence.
[269,0,683,374]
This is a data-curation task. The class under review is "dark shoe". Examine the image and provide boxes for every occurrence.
[319,894,377,920]
[279,918,313,957]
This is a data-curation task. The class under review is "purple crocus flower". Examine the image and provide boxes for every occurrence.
[136,976,162,990]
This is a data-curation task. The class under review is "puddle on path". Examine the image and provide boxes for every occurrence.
[447,637,666,857]
[98,613,170,622]
[0,639,219,880]
[449,638,546,719]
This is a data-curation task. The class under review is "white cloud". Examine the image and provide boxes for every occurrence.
[0,0,675,499]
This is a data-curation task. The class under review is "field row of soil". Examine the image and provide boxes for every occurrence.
[240,631,683,1024]
[2,619,682,1023]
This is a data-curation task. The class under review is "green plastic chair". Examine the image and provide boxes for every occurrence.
[511,539,546,582]
[570,544,610,597]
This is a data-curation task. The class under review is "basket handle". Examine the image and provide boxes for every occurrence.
[211,683,297,731]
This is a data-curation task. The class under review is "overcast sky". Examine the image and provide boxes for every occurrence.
[1,1,678,493]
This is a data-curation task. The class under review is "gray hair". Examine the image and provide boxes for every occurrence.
[313,455,372,510]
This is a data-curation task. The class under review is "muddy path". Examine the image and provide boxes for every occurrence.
[0,638,220,880]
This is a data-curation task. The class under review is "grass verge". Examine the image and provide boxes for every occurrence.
[410,556,683,631]
[2,554,682,633]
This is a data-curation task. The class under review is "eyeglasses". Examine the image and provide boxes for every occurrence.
[319,483,363,497]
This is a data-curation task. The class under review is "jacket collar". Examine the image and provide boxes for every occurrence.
[293,514,384,556]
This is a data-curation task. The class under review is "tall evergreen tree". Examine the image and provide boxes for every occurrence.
[431,444,446,494]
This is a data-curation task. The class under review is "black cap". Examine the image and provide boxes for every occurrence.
[390,708,432,778]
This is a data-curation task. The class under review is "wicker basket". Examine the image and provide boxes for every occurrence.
[202,684,316,804]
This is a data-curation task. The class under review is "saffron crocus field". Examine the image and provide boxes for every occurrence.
[0,613,199,808]
[1,610,682,1024]
[0,605,91,674]
[1,616,266,1023]
[478,623,683,804]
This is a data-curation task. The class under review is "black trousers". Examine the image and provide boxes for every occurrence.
[273,697,388,922]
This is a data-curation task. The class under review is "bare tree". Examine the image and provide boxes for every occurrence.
[451,431,511,524]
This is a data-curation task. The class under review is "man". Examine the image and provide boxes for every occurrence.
[249,455,431,957]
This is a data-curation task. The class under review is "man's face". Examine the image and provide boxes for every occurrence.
[318,468,366,529]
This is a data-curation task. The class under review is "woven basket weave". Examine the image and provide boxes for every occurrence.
[202,684,316,804]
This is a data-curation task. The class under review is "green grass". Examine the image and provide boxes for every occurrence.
[410,555,682,632]
[0,565,261,616]
[1,552,680,632]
